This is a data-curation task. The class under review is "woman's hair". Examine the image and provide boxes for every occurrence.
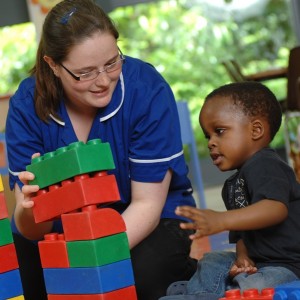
[205,81,282,142]
[31,0,119,122]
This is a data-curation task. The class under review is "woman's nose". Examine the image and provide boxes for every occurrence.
[94,71,110,86]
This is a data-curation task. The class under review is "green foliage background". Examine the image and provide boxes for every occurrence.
[0,0,297,156]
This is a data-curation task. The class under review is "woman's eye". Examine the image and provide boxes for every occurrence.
[81,72,93,78]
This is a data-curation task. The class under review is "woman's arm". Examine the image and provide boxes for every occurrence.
[13,171,53,240]
[122,169,172,249]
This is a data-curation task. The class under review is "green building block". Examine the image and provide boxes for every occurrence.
[67,232,130,268]
[0,218,13,246]
[26,139,115,189]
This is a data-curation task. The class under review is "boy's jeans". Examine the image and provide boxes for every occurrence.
[163,251,298,299]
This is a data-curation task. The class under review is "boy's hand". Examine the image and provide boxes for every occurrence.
[175,205,225,239]
[229,257,257,277]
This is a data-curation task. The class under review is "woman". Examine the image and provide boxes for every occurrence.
[6,0,197,299]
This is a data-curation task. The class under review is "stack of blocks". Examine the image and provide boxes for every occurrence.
[26,139,137,299]
[0,176,24,299]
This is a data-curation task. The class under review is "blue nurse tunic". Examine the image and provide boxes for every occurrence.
[6,56,196,235]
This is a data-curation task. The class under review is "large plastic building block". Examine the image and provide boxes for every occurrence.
[47,285,137,299]
[26,139,115,189]
[62,206,126,241]
[7,296,25,300]
[274,280,300,300]
[0,192,8,219]
[67,232,130,267]
[0,176,8,220]
[0,176,3,192]
[38,233,70,268]
[219,288,274,299]
[32,172,120,223]
[0,218,13,246]
[0,269,24,299]
[0,243,19,273]
[43,259,135,295]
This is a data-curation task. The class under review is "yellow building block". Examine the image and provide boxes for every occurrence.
[8,296,25,300]
[0,175,3,192]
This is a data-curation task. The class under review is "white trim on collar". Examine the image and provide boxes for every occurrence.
[49,72,124,125]
[49,114,65,126]
[99,72,125,122]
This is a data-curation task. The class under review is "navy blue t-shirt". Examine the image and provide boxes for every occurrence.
[222,148,300,277]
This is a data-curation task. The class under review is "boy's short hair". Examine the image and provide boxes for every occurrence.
[205,81,282,141]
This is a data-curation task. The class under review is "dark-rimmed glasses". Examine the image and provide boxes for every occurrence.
[59,48,125,81]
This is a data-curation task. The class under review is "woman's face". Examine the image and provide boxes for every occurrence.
[56,31,122,112]
[199,96,256,171]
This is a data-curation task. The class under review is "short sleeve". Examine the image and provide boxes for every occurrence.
[128,78,186,182]
[5,78,44,190]
[244,156,291,206]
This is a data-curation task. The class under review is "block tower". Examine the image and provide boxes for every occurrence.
[0,175,24,299]
[26,139,137,299]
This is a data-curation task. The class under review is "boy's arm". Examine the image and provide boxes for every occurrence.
[229,239,257,277]
[175,199,288,239]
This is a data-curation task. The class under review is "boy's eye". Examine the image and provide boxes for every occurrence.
[216,128,225,135]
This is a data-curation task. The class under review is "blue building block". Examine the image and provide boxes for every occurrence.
[274,280,300,300]
[0,269,23,299]
[43,259,135,294]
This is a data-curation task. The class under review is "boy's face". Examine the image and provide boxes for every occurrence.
[199,95,259,171]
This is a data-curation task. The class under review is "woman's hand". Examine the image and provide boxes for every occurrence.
[14,153,53,240]
[18,171,39,208]
[17,152,40,209]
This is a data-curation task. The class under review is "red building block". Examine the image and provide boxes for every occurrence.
[38,233,70,268]
[62,206,126,241]
[0,243,19,273]
[219,288,274,299]
[32,172,120,223]
[47,285,137,299]
[0,192,8,220]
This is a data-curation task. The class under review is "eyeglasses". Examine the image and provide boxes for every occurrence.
[59,49,125,81]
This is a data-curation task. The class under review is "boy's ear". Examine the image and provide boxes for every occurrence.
[251,119,264,140]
